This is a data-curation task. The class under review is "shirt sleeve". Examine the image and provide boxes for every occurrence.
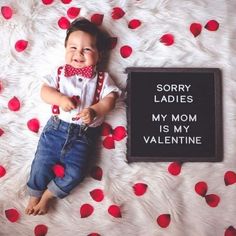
[42,67,60,89]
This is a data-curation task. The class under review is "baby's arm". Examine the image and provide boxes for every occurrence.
[41,84,77,112]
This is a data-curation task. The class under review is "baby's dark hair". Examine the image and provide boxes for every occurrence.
[65,17,109,53]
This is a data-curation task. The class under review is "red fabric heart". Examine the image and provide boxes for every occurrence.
[190,23,202,37]
[156,214,171,228]
[120,45,132,58]
[34,224,48,236]
[0,165,6,177]
[128,19,141,29]
[0,128,4,137]
[67,7,80,19]
[111,7,125,20]
[1,6,13,20]
[195,181,208,197]
[168,162,182,176]
[108,205,122,218]
[15,40,28,52]
[205,20,219,31]
[91,14,104,26]
[27,118,40,133]
[102,136,115,149]
[108,37,118,50]
[80,204,94,218]
[8,96,20,111]
[112,126,127,141]
[5,209,20,222]
[52,164,65,178]
[205,194,220,207]
[0,80,3,93]
[101,123,113,136]
[61,0,72,3]
[224,171,236,186]
[58,17,70,30]
[133,183,148,196]
[90,189,104,202]
[90,166,103,181]
[160,34,174,46]
[225,226,236,236]
[42,0,54,5]
[88,234,101,236]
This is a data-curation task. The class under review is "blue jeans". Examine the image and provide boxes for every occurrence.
[27,116,100,198]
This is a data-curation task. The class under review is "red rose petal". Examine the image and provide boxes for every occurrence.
[5,209,20,223]
[0,165,6,177]
[225,226,236,236]
[108,205,122,218]
[1,6,13,20]
[108,37,118,50]
[27,118,40,133]
[90,189,104,202]
[224,171,236,186]
[195,181,208,197]
[61,0,72,4]
[90,166,103,181]
[102,136,115,149]
[156,214,171,228]
[168,162,182,176]
[34,224,48,236]
[80,204,94,218]
[128,19,141,29]
[42,0,54,5]
[133,183,148,196]
[160,34,174,46]
[111,7,125,20]
[67,7,80,19]
[190,23,202,37]
[15,40,28,52]
[0,128,4,137]
[112,126,127,141]
[101,122,112,136]
[91,14,104,26]
[58,17,70,30]
[8,96,20,111]
[52,164,65,178]
[205,194,220,207]
[0,80,3,93]
[88,234,101,236]
[205,20,219,31]
[120,45,132,58]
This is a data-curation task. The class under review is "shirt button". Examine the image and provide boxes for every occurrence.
[79,78,83,82]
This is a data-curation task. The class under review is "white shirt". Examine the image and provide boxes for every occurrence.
[43,66,121,127]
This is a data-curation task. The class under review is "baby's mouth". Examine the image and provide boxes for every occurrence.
[74,59,84,63]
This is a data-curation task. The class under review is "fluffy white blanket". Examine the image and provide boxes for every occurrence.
[0,0,236,235]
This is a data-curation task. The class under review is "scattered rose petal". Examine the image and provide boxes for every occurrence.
[111,7,125,20]
[15,40,28,52]
[160,34,174,46]
[0,128,4,137]
[168,162,182,176]
[80,204,94,218]
[88,233,101,236]
[61,0,72,3]
[8,96,20,111]
[224,171,236,186]
[58,17,70,30]
[27,118,40,133]
[90,166,103,181]
[108,37,118,50]
[1,6,13,20]
[120,45,132,58]
[67,7,80,19]
[42,0,54,5]
[0,80,3,93]
[190,23,202,37]
[205,194,220,207]
[133,183,148,196]
[112,126,126,141]
[108,205,122,218]
[128,19,141,29]
[34,224,48,236]
[101,123,112,136]
[195,181,208,197]
[5,209,20,223]
[205,20,219,31]
[52,164,65,178]
[91,14,104,26]
[225,226,236,236]
[102,136,115,149]
[0,165,6,177]
[90,189,104,202]
[156,214,171,228]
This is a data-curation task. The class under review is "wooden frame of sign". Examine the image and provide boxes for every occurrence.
[126,67,223,162]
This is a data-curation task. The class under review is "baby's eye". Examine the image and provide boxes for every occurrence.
[70,47,76,50]
[83,48,92,52]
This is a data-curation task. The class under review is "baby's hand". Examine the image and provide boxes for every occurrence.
[77,107,96,124]
[59,95,78,112]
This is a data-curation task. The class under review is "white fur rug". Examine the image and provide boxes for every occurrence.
[1,0,236,235]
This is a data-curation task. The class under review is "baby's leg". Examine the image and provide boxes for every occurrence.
[25,196,41,215]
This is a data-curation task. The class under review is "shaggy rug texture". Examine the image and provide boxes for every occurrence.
[0,0,236,235]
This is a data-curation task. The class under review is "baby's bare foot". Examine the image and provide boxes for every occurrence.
[25,196,41,215]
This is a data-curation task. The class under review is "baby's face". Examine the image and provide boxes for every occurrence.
[65,30,99,68]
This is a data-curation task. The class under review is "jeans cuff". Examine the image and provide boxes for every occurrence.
[47,180,68,199]
[27,185,44,198]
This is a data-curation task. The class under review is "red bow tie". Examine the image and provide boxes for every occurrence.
[64,64,94,78]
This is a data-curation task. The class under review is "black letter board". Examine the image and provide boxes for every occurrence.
[126,67,223,162]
